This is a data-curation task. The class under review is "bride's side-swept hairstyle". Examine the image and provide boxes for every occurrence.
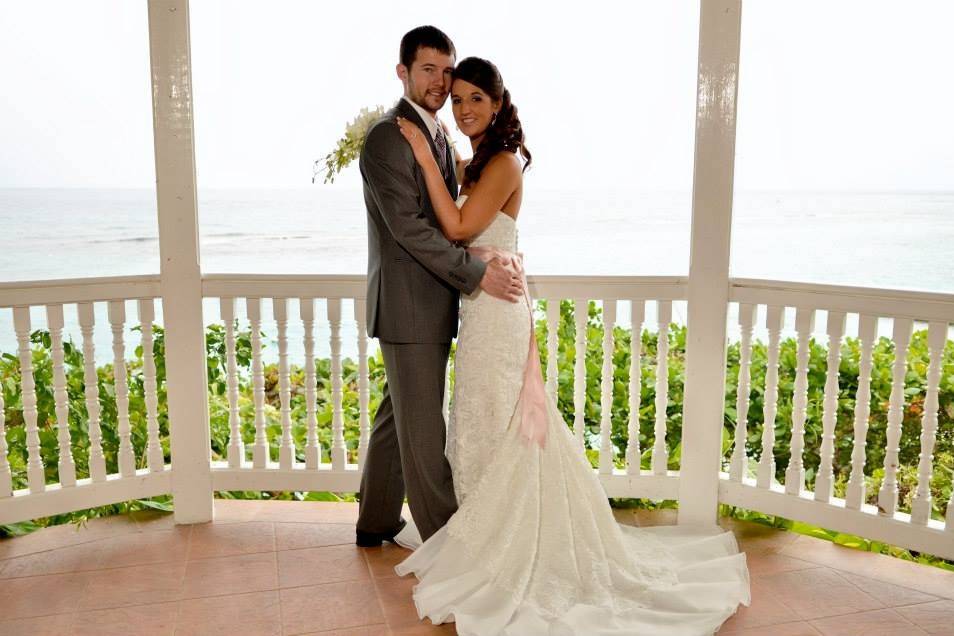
[453,57,532,187]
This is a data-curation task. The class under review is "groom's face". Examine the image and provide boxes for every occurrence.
[398,47,455,114]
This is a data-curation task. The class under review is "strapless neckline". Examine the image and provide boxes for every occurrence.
[456,194,516,225]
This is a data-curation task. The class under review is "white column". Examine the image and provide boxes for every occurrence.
[677,0,742,525]
[148,0,212,523]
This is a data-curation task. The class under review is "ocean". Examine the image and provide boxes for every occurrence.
[1,188,952,363]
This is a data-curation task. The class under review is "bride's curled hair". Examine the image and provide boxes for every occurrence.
[453,57,532,187]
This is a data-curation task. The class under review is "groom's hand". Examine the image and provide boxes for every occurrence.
[477,254,524,303]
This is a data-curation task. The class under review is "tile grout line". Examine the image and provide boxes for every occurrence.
[271,521,287,636]
[171,523,194,633]
[828,564,945,604]
[362,548,396,631]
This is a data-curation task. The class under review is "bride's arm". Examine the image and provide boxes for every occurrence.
[397,117,520,241]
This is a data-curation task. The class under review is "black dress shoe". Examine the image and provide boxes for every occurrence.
[355,518,407,547]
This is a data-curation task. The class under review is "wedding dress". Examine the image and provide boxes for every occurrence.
[394,196,751,635]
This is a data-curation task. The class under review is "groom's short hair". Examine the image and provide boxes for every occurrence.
[400,26,456,68]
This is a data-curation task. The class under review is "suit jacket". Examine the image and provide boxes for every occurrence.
[360,98,487,343]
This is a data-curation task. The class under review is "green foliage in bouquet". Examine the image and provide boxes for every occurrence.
[312,106,386,184]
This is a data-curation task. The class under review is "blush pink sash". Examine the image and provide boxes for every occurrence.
[513,253,548,449]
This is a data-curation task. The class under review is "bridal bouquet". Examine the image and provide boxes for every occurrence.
[312,105,386,184]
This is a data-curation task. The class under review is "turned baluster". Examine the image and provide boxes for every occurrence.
[247,298,268,469]
[221,298,244,468]
[138,299,164,472]
[652,301,672,475]
[301,298,320,470]
[46,304,76,487]
[845,315,877,510]
[78,303,107,482]
[878,317,913,517]
[757,305,785,489]
[730,303,757,482]
[328,299,346,469]
[911,322,947,525]
[626,300,646,475]
[108,301,135,478]
[13,307,45,492]
[815,311,846,503]
[274,298,295,470]
[573,298,588,446]
[599,300,617,475]
[785,307,815,496]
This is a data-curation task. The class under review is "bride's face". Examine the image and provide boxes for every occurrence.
[451,79,501,139]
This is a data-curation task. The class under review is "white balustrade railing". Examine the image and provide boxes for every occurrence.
[723,278,954,561]
[1,273,951,563]
[0,275,171,525]
[201,274,687,499]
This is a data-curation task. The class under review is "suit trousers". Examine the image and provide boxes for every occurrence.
[357,341,457,541]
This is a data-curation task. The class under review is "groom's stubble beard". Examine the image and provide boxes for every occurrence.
[399,48,454,115]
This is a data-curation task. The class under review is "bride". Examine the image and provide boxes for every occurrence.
[392,56,751,636]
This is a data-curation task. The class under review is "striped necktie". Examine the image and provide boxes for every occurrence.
[434,126,448,177]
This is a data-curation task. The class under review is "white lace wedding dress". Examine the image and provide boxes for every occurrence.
[394,196,751,635]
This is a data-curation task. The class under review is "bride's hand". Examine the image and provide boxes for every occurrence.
[395,117,435,168]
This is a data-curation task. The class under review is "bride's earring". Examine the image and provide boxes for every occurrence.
[490,112,498,127]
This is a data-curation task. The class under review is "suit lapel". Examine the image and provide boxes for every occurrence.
[396,99,443,171]
[394,99,458,198]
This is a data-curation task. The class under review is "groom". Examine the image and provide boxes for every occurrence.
[356,25,523,546]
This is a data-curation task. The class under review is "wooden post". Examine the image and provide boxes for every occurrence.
[677,0,743,525]
[147,0,213,523]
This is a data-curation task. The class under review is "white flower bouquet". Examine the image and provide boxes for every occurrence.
[312,105,386,184]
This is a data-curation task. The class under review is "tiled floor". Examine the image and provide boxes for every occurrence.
[0,500,952,635]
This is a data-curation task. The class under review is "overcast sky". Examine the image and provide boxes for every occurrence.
[1,1,952,192]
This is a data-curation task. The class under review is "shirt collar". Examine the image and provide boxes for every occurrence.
[402,96,441,140]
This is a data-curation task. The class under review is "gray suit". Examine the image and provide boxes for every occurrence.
[357,98,486,541]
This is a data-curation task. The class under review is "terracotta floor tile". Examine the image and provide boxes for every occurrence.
[362,543,414,579]
[633,508,678,527]
[895,599,954,635]
[719,578,801,632]
[760,567,883,620]
[275,522,356,551]
[809,608,928,636]
[94,526,191,569]
[188,521,275,560]
[719,620,823,635]
[210,498,265,524]
[176,590,281,636]
[72,600,178,636]
[0,612,75,636]
[77,561,186,611]
[280,580,384,635]
[278,544,370,588]
[389,624,457,635]
[746,552,819,576]
[778,535,876,571]
[720,519,802,556]
[216,499,360,524]
[836,571,939,607]
[0,540,104,579]
[845,559,954,602]
[180,551,277,600]
[0,571,90,619]
[300,626,389,636]
[373,575,439,632]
